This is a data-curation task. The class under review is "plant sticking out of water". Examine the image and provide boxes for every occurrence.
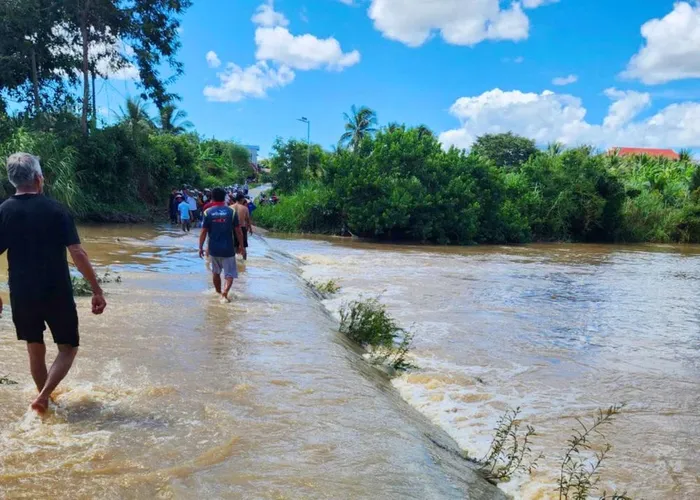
[0,375,18,385]
[72,271,122,297]
[339,298,414,371]
[558,404,629,500]
[310,278,341,296]
[478,407,542,482]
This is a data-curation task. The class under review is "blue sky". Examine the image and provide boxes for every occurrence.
[96,0,700,156]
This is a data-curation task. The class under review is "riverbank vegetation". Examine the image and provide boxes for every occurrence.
[477,404,630,499]
[339,298,414,371]
[255,107,700,244]
[0,0,254,220]
[309,278,341,296]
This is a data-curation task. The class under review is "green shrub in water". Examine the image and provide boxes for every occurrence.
[0,375,18,385]
[339,298,414,371]
[310,278,341,295]
[72,271,122,297]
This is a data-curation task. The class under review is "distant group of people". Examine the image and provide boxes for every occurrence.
[168,183,256,234]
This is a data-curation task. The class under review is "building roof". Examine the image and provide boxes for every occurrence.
[609,147,679,160]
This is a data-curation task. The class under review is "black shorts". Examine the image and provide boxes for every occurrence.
[235,227,249,248]
[11,294,80,347]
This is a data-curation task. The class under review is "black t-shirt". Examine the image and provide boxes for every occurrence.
[0,194,80,300]
[202,203,239,258]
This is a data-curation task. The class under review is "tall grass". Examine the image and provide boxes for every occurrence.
[253,182,341,233]
[0,128,88,214]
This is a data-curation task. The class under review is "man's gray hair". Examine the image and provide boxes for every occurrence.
[6,152,42,188]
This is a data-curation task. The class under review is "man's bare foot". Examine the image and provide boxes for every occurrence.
[31,396,49,414]
[220,294,231,304]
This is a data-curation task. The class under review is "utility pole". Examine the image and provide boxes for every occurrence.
[298,117,310,171]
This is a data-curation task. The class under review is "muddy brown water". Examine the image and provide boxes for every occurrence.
[270,235,700,499]
[0,225,502,500]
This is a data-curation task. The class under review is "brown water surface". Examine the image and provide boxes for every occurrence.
[271,235,700,499]
[0,225,501,500]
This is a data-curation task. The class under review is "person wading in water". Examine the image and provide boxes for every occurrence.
[233,193,253,260]
[0,153,106,413]
[199,187,245,302]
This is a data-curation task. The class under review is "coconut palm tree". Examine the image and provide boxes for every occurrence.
[679,148,694,163]
[339,105,378,151]
[546,142,564,157]
[156,103,193,134]
[118,96,153,139]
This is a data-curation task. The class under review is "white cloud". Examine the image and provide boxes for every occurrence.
[522,0,558,7]
[514,56,525,63]
[205,1,359,102]
[623,2,700,84]
[552,74,578,86]
[206,50,221,68]
[367,0,556,47]
[338,0,354,4]
[252,0,289,28]
[602,88,651,130]
[439,87,700,150]
[203,62,295,102]
[255,27,361,71]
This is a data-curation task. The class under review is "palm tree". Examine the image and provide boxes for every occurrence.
[679,148,694,163]
[157,103,193,134]
[118,96,153,139]
[546,142,564,157]
[339,105,378,151]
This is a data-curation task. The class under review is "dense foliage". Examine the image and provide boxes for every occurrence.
[255,117,700,244]
[0,110,254,219]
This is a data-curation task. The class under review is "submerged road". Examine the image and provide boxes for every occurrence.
[0,224,504,499]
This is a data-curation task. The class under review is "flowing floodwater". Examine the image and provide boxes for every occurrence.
[272,236,700,499]
[0,225,503,499]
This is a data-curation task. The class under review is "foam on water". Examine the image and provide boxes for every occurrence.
[275,237,700,499]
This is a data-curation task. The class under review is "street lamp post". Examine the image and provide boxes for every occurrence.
[297,117,310,171]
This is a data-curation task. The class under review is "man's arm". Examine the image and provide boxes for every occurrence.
[235,225,245,256]
[68,245,107,315]
[199,227,208,258]
[245,208,253,234]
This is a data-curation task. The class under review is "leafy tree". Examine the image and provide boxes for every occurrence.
[472,132,538,169]
[339,105,378,151]
[0,0,79,116]
[270,137,326,193]
[331,126,509,243]
[156,103,193,134]
[126,0,191,110]
[60,0,190,135]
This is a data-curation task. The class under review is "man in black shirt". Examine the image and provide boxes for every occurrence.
[0,152,106,413]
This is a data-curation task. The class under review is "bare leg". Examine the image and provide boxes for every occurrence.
[27,343,48,392]
[31,345,78,413]
[222,277,234,302]
[212,273,222,294]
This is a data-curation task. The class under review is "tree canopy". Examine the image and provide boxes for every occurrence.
[471,132,538,169]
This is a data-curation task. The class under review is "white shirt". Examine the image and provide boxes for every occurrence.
[187,196,197,211]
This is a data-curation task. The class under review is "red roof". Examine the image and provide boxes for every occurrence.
[609,147,679,160]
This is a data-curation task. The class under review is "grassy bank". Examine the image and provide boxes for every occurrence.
[0,110,254,219]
